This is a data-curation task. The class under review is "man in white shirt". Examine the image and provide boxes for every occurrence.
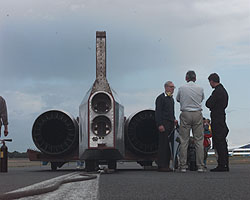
[176,71,205,172]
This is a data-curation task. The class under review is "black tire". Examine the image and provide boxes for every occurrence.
[190,161,197,171]
[108,160,117,170]
[85,160,97,172]
[137,161,153,167]
[51,162,57,171]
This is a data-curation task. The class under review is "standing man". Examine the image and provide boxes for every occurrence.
[0,96,8,137]
[176,71,205,172]
[155,81,176,172]
[206,73,229,172]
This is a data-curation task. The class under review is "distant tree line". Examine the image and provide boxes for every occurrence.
[8,151,28,158]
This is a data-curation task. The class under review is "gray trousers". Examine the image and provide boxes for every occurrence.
[179,111,204,169]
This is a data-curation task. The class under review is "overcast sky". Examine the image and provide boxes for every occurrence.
[0,0,249,152]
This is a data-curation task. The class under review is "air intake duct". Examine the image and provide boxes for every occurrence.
[125,109,158,155]
[32,110,79,156]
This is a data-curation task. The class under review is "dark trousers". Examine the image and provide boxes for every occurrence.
[157,121,174,168]
[211,117,229,167]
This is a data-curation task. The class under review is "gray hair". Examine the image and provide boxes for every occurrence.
[164,81,173,88]
[186,70,196,82]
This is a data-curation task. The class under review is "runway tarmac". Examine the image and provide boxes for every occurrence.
[0,164,79,195]
[1,159,250,199]
[99,163,250,200]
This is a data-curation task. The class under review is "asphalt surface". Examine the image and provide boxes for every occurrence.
[99,163,250,200]
[1,161,250,199]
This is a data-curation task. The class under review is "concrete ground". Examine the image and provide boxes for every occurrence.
[1,157,250,199]
[99,162,250,200]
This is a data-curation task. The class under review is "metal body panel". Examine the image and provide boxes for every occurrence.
[79,96,89,157]
[79,90,124,160]
[114,101,125,155]
[88,91,115,148]
[79,31,124,161]
[91,32,111,94]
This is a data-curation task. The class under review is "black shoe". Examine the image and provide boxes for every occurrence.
[210,166,229,172]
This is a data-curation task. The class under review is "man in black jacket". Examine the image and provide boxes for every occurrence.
[206,73,229,172]
[155,81,177,172]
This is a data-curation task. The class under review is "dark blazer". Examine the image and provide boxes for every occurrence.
[155,93,175,127]
[206,84,228,120]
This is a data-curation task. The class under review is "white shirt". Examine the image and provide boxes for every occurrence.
[176,81,204,112]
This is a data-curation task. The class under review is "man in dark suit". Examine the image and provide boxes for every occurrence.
[206,73,229,172]
[155,81,177,172]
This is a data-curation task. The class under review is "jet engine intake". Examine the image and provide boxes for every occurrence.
[125,110,158,155]
[32,110,79,156]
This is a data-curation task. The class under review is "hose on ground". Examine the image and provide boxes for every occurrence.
[0,173,97,200]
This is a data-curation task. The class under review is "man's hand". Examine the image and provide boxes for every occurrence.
[4,130,8,137]
[158,125,165,133]
[4,126,8,137]
[174,120,178,126]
